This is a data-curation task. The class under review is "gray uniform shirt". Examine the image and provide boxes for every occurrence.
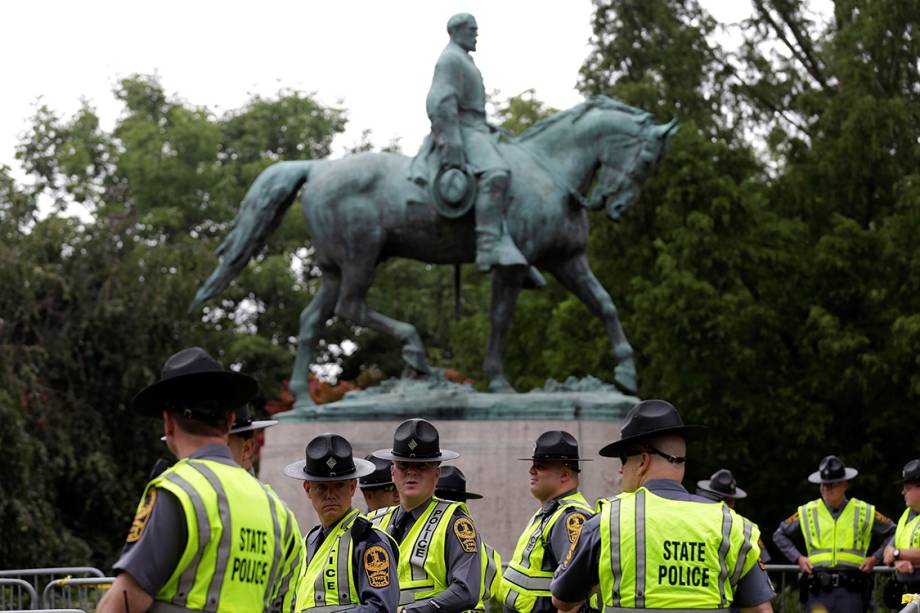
[551,479,775,608]
[521,489,594,613]
[112,444,237,596]
[305,510,400,612]
[772,496,894,565]
[389,497,482,613]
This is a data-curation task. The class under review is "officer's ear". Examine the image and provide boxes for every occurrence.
[348,479,358,496]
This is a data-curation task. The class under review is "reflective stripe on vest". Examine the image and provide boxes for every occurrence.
[500,491,594,613]
[598,488,761,609]
[149,458,285,612]
[372,498,464,604]
[798,498,875,568]
[468,541,502,612]
[298,508,361,610]
[895,508,920,549]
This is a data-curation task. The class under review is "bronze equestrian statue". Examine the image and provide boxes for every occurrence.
[192,15,676,407]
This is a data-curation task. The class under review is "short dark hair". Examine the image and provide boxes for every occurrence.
[168,402,232,437]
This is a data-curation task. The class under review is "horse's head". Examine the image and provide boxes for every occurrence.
[584,99,677,220]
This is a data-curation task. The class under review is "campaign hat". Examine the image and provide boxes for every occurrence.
[599,399,704,458]
[807,455,858,484]
[283,433,375,482]
[436,465,483,501]
[133,347,258,418]
[902,459,920,484]
[517,430,593,463]
[229,405,277,436]
[697,468,747,500]
[372,418,460,462]
[359,455,395,490]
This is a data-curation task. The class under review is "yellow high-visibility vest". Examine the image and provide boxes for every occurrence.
[296,509,362,612]
[798,498,874,568]
[894,508,920,549]
[500,491,593,613]
[371,498,469,607]
[147,458,302,613]
[598,487,761,609]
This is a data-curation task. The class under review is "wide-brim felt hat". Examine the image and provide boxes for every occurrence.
[372,418,460,462]
[599,399,705,458]
[360,455,395,490]
[436,465,483,501]
[808,455,858,484]
[230,405,278,435]
[284,433,376,482]
[902,459,920,483]
[697,468,747,500]
[133,347,258,417]
[517,430,593,462]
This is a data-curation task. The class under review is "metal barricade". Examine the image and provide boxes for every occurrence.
[42,576,114,611]
[0,567,104,611]
[0,579,38,611]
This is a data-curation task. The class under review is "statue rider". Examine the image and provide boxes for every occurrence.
[412,13,528,274]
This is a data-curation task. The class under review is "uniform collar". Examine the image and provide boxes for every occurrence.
[822,496,849,514]
[187,443,234,461]
[540,487,580,514]
[643,478,688,494]
[398,497,434,521]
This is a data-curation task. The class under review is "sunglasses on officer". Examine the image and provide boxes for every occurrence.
[618,444,686,465]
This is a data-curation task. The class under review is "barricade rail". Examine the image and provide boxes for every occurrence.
[0,567,104,611]
[42,576,114,610]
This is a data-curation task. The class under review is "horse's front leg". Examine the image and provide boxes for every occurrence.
[547,254,637,394]
[483,266,526,393]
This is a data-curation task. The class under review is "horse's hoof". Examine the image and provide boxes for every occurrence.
[488,376,516,394]
[402,348,430,375]
[401,365,430,380]
[613,363,638,395]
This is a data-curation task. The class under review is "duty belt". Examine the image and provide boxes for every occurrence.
[804,570,869,592]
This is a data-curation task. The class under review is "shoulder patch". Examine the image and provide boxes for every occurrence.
[875,511,892,525]
[453,516,478,553]
[127,488,157,543]
[565,512,587,544]
[364,545,390,588]
[783,512,799,525]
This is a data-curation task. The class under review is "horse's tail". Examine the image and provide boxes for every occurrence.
[191,160,314,310]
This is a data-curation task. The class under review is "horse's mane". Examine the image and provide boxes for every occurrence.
[514,95,652,143]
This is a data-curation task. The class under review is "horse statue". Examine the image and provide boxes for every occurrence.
[192,95,676,406]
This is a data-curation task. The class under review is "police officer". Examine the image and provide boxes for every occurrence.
[436,465,503,611]
[283,433,399,612]
[501,431,594,613]
[881,459,920,607]
[98,347,303,613]
[369,418,482,612]
[361,455,401,513]
[227,404,277,474]
[772,455,893,613]
[551,399,774,613]
[697,469,771,563]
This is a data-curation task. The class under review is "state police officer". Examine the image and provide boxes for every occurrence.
[437,465,504,611]
[227,404,278,474]
[360,455,401,513]
[551,400,774,613]
[881,459,920,608]
[500,431,594,613]
[369,418,483,612]
[99,347,303,613]
[284,433,399,612]
[773,455,893,613]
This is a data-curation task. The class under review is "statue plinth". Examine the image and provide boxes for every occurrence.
[283,373,638,422]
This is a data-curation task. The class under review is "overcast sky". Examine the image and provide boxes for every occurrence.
[1,0,756,182]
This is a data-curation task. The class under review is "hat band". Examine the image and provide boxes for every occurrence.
[392,449,441,459]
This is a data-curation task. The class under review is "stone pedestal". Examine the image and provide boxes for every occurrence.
[258,378,634,555]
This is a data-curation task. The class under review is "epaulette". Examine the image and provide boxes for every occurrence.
[351,515,373,539]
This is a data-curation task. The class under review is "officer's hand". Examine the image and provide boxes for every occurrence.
[797,555,814,574]
[445,143,464,168]
[859,556,877,572]
[896,560,915,574]
[884,546,896,566]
